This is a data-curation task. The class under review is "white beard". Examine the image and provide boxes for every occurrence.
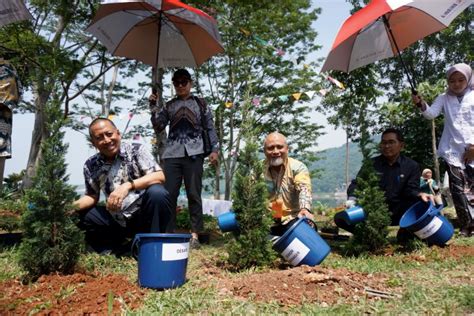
[269,157,284,167]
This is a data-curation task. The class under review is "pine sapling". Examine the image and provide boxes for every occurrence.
[227,139,276,270]
[18,102,84,281]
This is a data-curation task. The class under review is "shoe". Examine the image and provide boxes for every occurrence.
[459,228,472,237]
[190,237,201,249]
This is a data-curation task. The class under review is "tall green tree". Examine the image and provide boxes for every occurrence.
[0,1,140,187]
[18,98,84,281]
[188,0,325,199]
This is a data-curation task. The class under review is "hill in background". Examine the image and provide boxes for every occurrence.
[311,142,362,193]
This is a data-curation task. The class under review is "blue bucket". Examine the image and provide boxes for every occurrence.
[217,211,239,232]
[399,201,454,246]
[132,233,191,289]
[334,206,366,226]
[272,217,330,266]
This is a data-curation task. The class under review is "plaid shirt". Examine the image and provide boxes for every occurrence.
[83,142,160,225]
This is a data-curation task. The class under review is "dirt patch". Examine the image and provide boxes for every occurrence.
[0,210,21,217]
[438,244,474,259]
[217,265,398,306]
[403,244,474,263]
[0,273,146,315]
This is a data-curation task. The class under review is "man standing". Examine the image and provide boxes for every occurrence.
[344,128,431,241]
[74,118,172,254]
[150,69,219,248]
[263,132,314,235]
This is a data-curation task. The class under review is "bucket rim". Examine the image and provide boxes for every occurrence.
[399,201,434,228]
[134,233,192,239]
[273,217,306,247]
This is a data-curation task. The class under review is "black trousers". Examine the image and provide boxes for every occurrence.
[163,155,204,233]
[79,184,172,252]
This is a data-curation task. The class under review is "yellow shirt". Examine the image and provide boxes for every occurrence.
[264,157,312,219]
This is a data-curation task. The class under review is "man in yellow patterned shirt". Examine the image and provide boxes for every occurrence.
[263,132,314,235]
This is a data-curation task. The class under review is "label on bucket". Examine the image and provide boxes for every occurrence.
[162,243,189,261]
[281,238,310,266]
[414,216,443,239]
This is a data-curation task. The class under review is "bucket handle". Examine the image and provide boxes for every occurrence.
[429,201,444,215]
[131,235,140,260]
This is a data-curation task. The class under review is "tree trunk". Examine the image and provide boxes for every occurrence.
[213,108,222,199]
[345,131,350,190]
[151,67,167,164]
[431,120,440,183]
[22,86,50,189]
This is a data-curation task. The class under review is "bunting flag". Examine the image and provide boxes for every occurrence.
[305,91,316,99]
[292,93,302,101]
[128,112,134,119]
[225,101,233,108]
[239,27,251,37]
[319,89,328,96]
[327,76,345,89]
[107,114,115,120]
[252,97,260,106]
[265,97,274,104]
[278,95,289,102]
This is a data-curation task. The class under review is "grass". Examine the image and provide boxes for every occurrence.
[1,229,473,314]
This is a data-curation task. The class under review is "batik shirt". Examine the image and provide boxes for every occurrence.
[0,60,20,159]
[264,157,313,219]
[83,142,160,226]
[150,95,218,158]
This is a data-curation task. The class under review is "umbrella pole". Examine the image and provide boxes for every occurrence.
[152,11,163,94]
[382,16,417,94]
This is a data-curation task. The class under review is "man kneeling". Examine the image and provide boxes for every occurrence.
[73,118,172,254]
[263,132,315,236]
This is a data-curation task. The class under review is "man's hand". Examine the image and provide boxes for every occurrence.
[149,93,157,107]
[463,144,474,164]
[209,151,219,166]
[298,208,314,221]
[106,182,131,212]
[345,198,356,209]
[419,192,434,204]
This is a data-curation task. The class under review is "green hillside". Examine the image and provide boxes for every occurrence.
[311,142,362,193]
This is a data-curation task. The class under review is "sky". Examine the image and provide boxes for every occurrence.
[4,1,353,185]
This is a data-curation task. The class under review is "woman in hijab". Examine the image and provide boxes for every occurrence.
[412,63,474,237]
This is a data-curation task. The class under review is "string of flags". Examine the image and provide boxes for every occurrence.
[215,20,346,109]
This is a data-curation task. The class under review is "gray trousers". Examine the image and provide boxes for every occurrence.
[163,155,204,233]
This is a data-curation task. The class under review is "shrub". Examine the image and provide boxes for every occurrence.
[226,138,276,270]
[18,102,84,281]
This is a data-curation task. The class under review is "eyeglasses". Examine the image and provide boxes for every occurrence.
[380,140,398,147]
[173,79,189,87]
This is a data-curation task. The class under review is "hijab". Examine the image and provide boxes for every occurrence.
[446,63,473,97]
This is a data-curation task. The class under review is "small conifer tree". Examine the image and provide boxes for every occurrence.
[18,100,84,280]
[227,137,276,270]
[346,129,391,255]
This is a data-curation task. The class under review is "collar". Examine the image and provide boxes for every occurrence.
[380,154,402,166]
[97,144,127,164]
[265,156,289,176]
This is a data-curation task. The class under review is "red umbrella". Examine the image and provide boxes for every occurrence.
[86,0,224,68]
[321,0,471,92]
[0,0,33,27]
